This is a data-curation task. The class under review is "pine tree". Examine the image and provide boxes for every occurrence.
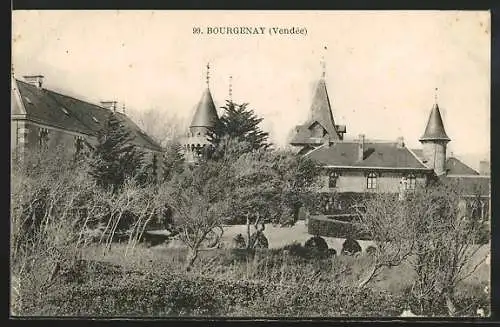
[208,100,270,159]
[89,112,144,192]
[163,140,185,182]
[136,152,159,186]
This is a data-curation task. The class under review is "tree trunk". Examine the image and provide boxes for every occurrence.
[246,215,251,249]
[185,248,198,272]
[444,292,457,317]
[358,262,379,289]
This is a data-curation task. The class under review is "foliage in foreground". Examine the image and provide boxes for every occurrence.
[16,257,489,318]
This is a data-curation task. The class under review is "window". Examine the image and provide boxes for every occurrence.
[39,128,49,148]
[367,172,377,189]
[92,116,99,123]
[406,174,417,190]
[328,171,339,188]
[60,107,70,115]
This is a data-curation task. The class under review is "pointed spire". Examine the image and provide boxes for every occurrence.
[190,88,219,129]
[320,45,327,79]
[190,63,219,129]
[206,62,210,88]
[309,77,341,140]
[419,91,450,142]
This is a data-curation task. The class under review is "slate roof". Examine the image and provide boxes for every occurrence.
[290,77,343,145]
[305,141,430,169]
[190,88,219,128]
[13,79,162,152]
[445,157,480,175]
[420,103,450,142]
[440,175,490,196]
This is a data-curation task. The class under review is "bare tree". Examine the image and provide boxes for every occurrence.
[405,183,490,316]
[128,107,188,147]
[353,192,417,289]
[10,149,107,314]
[354,182,490,316]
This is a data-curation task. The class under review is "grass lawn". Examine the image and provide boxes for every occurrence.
[82,221,490,296]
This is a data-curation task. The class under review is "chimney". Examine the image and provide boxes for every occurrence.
[23,75,44,89]
[100,101,117,112]
[479,160,490,175]
[358,134,365,161]
[396,136,405,149]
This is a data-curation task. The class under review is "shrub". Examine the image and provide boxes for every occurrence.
[304,236,329,252]
[342,238,362,256]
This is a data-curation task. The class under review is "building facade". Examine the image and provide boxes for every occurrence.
[11,74,163,167]
[290,68,490,220]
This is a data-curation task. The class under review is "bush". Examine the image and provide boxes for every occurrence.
[342,238,362,256]
[304,236,329,252]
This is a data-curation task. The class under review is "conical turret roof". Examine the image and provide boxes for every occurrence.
[419,103,450,142]
[190,88,218,128]
[309,78,340,139]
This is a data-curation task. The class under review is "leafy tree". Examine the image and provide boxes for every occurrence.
[89,112,144,192]
[161,158,233,270]
[208,100,270,160]
[223,141,321,248]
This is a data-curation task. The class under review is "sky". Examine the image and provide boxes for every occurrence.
[12,10,490,167]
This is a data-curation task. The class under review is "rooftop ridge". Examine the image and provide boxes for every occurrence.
[16,79,121,114]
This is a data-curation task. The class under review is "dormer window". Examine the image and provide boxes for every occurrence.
[60,107,70,115]
[367,172,377,189]
[92,116,99,123]
[24,96,32,104]
[328,171,339,188]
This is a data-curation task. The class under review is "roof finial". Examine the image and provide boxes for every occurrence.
[122,102,126,115]
[434,87,438,105]
[228,75,233,102]
[321,45,327,79]
[206,62,210,88]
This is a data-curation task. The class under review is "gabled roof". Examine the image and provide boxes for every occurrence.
[11,76,26,115]
[190,88,218,128]
[445,157,480,175]
[305,140,430,170]
[14,79,162,152]
[411,149,425,162]
[290,120,330,145]
[420,103,450,142]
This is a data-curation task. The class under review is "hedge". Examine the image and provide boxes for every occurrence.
[308,216,372,240]
[19,260,406,317]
